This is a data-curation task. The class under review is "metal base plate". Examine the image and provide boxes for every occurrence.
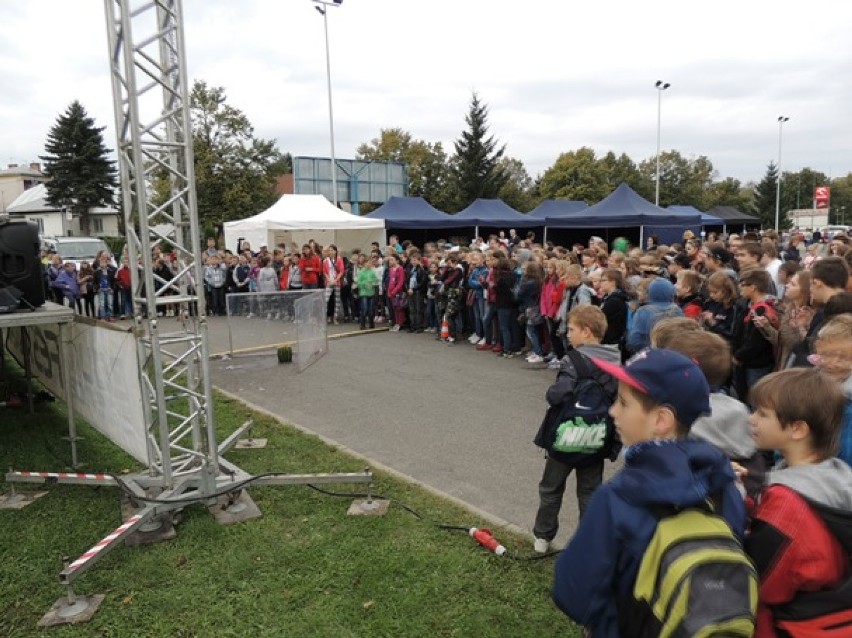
[119,497,177,547]
[347,498,390,517]
[235,438,267,449]
[38,594,105,627]
[208,490,262,525]
[0,491,48,510]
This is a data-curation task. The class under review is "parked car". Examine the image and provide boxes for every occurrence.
[41,236,114,270]
[820,225,851,239]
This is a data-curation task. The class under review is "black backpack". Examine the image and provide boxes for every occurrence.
[534,349,620,466]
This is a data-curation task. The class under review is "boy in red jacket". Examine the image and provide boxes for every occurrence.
[745,368,852,637]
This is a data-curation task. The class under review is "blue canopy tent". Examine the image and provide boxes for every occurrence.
[528,200,588,242]
[452,198,540,240]
[666,205,725,241]
[705,206,762,234]
[365,196,470,245]
[544,183,701,247]
[668,205,723,227]
[527,200,589,219]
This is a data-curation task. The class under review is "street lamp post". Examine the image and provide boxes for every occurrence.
[314,0,342,207]
[654,80,670,207]
[775,116,789,232]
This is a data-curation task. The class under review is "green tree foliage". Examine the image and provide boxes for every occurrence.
[356,128,451,210]
[638,151,716,209]
[39,101,117,236]
[600,151,647,192]
[753,162,782,228]
[190,81,287,233]
[828,173,852,225]
[705,177,754,213]
[784,167,829,211]
[537,148,612,203]
[448,93,508,211]
[497,156,535,212]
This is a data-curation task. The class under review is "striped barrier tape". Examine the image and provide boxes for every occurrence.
[66,514,144,574]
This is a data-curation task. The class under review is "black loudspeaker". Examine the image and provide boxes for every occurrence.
[0,221,46,309]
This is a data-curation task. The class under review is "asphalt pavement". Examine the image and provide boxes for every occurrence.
[205,315,621,548]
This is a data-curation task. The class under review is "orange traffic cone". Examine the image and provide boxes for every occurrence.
[440,317,450,340]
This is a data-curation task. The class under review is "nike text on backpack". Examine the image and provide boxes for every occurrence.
[620,501,758,638]
[534,349,619,465]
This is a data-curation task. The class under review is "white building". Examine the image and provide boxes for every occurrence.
[788,208,829,231]
[7,183,121,238]
[0,163,48,213]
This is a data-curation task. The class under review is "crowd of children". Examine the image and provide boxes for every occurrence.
[39,224,852,635]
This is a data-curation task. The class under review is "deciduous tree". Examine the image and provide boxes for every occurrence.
[190,81,287,234]
[356,128,450,210]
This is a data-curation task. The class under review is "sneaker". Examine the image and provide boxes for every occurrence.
[491,344,503,353]
[502,350,517,359]
[548,359,562,369]
[467,334,479,344]
[446,336,455,343]
[533,538,550,554]
[544,352,556,362]
[476,343,492,351]
[476,337,486,345]
[527,353,544,364]
[391,325,400,332]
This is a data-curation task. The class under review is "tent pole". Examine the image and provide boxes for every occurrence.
[640,225,645,251]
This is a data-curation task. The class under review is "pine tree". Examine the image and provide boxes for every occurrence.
[753,162,788,229]
[449,93,508,211]
[39,101,117,236]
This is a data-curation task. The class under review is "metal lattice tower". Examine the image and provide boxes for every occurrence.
[103,0,218,489]
[6,2,372,610]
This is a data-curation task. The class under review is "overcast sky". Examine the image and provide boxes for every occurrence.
[2,0,850,187]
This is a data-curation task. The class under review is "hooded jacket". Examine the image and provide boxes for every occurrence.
[553,439,746,637]
[745,459,852,638]
[625,278,683,353]
[546,343,620,406]
[690,393,765,497]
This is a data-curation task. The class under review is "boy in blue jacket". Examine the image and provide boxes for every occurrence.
[552,348,747,637]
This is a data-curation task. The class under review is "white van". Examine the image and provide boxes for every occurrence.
[42,236,113,270]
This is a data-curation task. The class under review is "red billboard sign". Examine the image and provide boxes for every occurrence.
[814,185,831,209]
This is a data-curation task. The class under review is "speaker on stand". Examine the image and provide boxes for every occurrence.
[0,220,46,310]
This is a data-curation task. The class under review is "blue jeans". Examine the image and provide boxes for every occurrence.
[497,308,515,351]
[425,298,438,330]
[98,288,113,318]
[482,302,496,344]
[526,320,543,355]
[471,295,486,338]
[120,288,133,317]
[359,296,375,327]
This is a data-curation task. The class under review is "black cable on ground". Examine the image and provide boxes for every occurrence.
[93,472,561,561]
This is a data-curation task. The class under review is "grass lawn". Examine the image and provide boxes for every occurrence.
[0,379,580,637]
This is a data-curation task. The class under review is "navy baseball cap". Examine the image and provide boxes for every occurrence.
[592,348,711,428]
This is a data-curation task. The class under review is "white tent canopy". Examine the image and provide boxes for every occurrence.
[223,194,385,254]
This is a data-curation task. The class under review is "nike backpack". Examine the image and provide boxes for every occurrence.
[534,349,619,466]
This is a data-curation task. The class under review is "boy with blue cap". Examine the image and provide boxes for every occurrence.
[552,348,747,637]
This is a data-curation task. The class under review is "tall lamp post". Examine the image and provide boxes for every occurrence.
[775,116,789,232]
[654,80,670,207]
[314,0,343,207]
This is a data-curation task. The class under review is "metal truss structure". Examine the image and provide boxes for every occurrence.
[5,2,372,623]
